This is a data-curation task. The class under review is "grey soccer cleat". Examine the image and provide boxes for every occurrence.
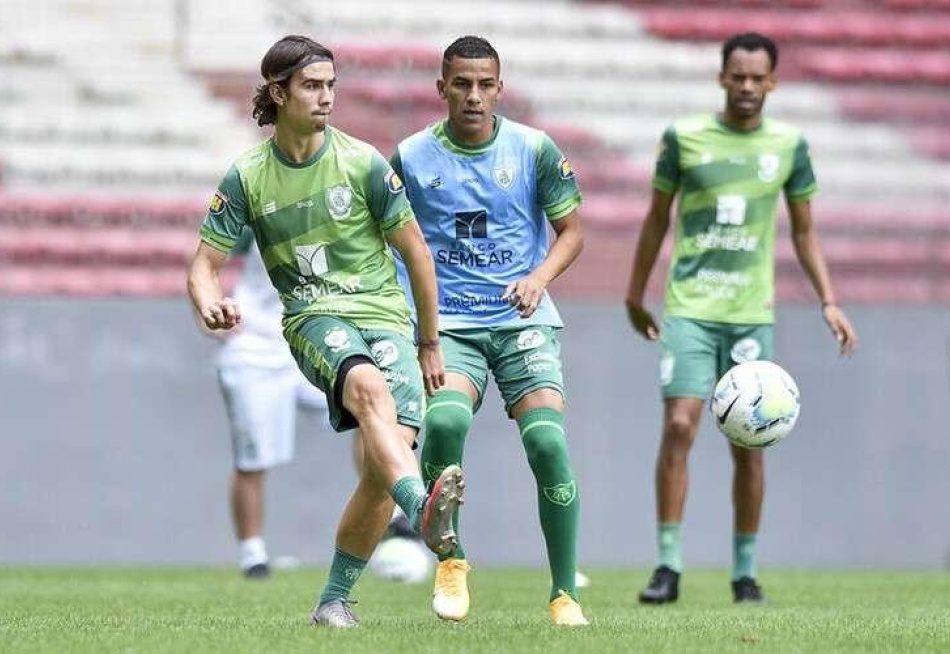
[420,464,465,556]
[310,598,360,628]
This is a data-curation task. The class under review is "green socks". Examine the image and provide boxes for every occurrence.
[518,407,579,601]
[390,476,426,530]
[658,522,682,572]
[420,390,473,560]
[318,548,368,604]
[733,533,757,580]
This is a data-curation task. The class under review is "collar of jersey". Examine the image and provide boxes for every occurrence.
[434,116,501,155]
[269,126,334,168]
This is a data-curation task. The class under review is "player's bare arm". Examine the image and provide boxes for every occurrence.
[386,219,445,395]
[624,189,674,340]
[786,199,858,355]
[187,241,242,331]
[504,210,583,319]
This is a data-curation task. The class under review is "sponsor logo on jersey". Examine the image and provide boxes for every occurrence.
[557,156,575,180]
[492,166,515,189]
[263,201,277,215]
[516,329,546,351]
[209,190,228,215]
[428,175,442,188]
[295,243,328,277]
[758,153,780,183]
[385,170,404,194]
[454,210,488,239]
[326,185,352,219]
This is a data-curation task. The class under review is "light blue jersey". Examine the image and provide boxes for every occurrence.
[392,117,581,330]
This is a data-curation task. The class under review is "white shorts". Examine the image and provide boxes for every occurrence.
[217,362,328,471]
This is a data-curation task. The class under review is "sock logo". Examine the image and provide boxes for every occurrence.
[543,481,577,506]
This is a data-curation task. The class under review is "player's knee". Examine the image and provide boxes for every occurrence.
[344,369,395,423]
[522,428,569,471]
[424,402,472,440]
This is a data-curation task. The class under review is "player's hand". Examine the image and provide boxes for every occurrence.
[417,343,445,396]
[625,300,660,340]
[199,297,242,331]
[822,304,858,356]
[503,275,546,319]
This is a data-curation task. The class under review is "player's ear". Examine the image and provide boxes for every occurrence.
[436,79,446,100]
[269,82,286,106]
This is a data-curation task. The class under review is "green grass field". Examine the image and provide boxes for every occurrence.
[1,567,948,653]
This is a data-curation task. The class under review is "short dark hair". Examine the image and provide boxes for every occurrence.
[441,35,500,77]
[251,35,334,127]
[722,32,778,72]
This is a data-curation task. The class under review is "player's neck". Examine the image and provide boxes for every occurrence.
[719,111,763,132]
[273,126,327,163]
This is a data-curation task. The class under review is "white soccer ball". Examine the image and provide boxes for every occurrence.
[369,537,433,584]
[710,360,800,449]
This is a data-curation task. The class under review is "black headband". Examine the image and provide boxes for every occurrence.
[267,53,333,83]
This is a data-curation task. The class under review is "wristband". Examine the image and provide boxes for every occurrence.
[417,339,440,348]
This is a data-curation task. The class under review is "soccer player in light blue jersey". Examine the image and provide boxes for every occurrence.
[625,32,858,604]
[188,35,465,628]
[392,35,588,626]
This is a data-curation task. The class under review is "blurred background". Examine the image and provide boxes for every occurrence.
[1,0,948,570]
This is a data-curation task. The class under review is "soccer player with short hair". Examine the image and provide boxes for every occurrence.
[187,34,465,628]
[625,31,858,604]
[391,35,588,626]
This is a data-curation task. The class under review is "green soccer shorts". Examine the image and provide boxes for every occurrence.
[441,325,565,415]
[283,314,424,432]
[658,316,774,399]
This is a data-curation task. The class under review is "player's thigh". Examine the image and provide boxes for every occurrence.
[440,329,491,411]
[490,325,565,415]
[284,315,377,432]
[362,328,427,431]
[717,323,775,378]
[217,363,299,471]
[660,316,719,400]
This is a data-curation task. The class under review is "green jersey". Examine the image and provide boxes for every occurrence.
[655,114,817,324]
[200,126,416,336]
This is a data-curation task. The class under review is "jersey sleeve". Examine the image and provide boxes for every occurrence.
[652,126,681,195]
[199,165,250,252]
[365,150,415,233]
[785,136,818,202]
[535,133,582,221]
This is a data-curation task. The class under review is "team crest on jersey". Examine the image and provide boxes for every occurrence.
[325,185,352,219]
[492,166,515,190]
[557,156,575,180]
[516,329,546,351]
[209,190,228,215]
[385,170,404,194]
[757,153,780,183]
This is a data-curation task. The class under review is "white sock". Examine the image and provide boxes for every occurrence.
[239,537,268,569]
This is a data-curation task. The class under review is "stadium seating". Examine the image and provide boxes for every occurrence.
[1,0,947,304]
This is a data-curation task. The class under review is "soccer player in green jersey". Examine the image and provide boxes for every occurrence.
[391,36,588,626]
[625,32,858,604]
[187,35,465,628]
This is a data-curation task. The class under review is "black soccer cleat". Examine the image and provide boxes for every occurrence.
[732,576,765,603]
[638,565,680,604]
[243,562,271,580]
